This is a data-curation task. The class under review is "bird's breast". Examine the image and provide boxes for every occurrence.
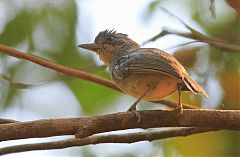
[112,74,180,101]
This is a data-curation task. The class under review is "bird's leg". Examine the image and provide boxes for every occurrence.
[127,90,147,112]
[128,84,153,112]
[175,83,183,113]
[127,84,155,123]
[128,86,153,123]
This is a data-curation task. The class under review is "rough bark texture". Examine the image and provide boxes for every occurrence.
[0,109,239,142]
[0,127,218,155]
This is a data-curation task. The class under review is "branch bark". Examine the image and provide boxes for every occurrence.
[0,44,198,109]
[0,44,120,91]
[0,127,217,156]
[0,109,239,142]
[143,7,240,52]
[144,29,240,52]
[0,118,18,124]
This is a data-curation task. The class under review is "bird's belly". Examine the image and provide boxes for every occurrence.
[112,74,180,101]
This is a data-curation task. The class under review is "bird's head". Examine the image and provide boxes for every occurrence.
[78,30,139,66]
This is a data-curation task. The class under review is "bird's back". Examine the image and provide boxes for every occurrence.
[124,48,208,97]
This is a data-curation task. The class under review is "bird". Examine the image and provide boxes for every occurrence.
[78,30,208,112]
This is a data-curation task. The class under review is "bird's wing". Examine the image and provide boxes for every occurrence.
[111,48,186,80]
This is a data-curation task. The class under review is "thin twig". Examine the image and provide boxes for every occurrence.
[0,127,218,156]
[145,28,240,52]
[144,8,240,52]
[152,100,198,109]
[159,7,194,32]
[165,41,200,51]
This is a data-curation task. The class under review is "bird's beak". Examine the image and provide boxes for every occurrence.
[78,43,100,52]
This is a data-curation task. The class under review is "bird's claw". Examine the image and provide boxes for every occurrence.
[173,104,183,114]
[127,107,141,123]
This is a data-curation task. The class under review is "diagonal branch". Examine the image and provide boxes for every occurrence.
[0,44,120,91]
[144,28,240,52]
[0,109,239,142]
[0,44,197,109]
[144,7,240,52]
[0,127,218,156]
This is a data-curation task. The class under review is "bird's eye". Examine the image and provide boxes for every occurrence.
[106,35,114,42]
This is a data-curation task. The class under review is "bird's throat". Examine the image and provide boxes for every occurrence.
[98,51,112,67]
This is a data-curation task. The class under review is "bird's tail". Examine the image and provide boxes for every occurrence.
[182,74,208,97]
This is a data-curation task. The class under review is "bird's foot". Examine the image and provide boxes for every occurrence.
[127,105,141,123]
[127,104,137,112]
[174,103,183,114]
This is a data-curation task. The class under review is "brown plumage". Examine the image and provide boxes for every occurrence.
[79,30,208,111]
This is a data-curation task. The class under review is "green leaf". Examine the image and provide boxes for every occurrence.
[0,10,38,46]
[145,0,162,18]
[66,78,122,115]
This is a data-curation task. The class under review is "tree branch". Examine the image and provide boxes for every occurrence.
[143,7,240,52]
[0,118,18,124]
[152,100,198,109]
[0,127,218,156]
[144,29,240,52]
[0,44,120,91]
[0,109,239,142]
[0,44,198,109]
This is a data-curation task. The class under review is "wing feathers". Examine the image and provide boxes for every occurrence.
[182,75,208,97]
[113,48,208,97]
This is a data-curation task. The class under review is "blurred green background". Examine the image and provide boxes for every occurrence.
[0,0,239,156]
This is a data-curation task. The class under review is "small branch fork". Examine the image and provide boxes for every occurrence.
[143,28,240,52]
[143,7,240,52]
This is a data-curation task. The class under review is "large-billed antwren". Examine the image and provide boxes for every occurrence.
[79,30,208,112]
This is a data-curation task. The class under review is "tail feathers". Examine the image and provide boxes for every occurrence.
[182,75,208,97]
